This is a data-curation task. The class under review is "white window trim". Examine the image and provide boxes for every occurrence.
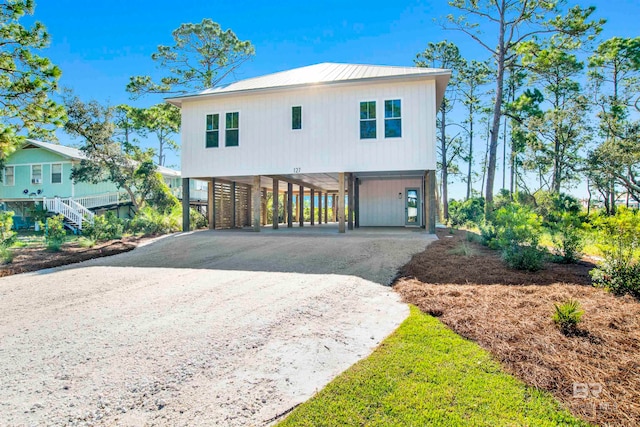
[291,105,303,131]
[31,164,43,185]
[3,166,14,186]
[383,98,403,139]
[205,112,221,149]
[359,100,377,140]
[224,110,241,148]
[51,162,63,184]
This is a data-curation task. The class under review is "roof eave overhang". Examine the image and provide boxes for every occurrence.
[23,139,83,161]
[165,71,452,108]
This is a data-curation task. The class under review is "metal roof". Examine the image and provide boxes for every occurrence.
[25,139,86,160]
[23,139,182,177]
[166,62,451,106]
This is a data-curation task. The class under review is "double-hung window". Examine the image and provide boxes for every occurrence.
[225,112,239,147]
[206,114,219,148]
[292,106,302,130]
[51,163,62,184]
[360,101,376,139]
[384,99,402,138]
[3,166,14,186]
[31,164,43,184]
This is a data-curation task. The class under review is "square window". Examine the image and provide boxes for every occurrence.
[292,106,302,130]
[51,163,62,184]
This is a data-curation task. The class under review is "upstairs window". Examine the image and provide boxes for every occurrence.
[225,112,239,147]
[384,99,402,138]
[31,164,42,184]
[206,114,219,148]
[51,163,62,184]
[360,101,376,139]
[3,166,14,186]
[292,106,302,130]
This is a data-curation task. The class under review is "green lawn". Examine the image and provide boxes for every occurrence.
[278,306,588,427]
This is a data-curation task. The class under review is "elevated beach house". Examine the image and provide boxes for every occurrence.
[168,62,450,233]
[0,139,206,231]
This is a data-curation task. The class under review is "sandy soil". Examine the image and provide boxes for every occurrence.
[0,228,434,426]
[396,228,640,427]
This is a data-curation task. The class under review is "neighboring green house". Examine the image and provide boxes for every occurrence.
[0,139,206,231]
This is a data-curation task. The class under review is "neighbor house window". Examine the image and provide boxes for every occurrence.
[292,106,302,130]
[31,164,42,184]
[51,163,62,184]
[3,166,14,186]
[206,114,219,148]
[384,99,402,138]
[360,101,376,139]
[225,112,239,147]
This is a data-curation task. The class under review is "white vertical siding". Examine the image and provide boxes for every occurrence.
[180,79,437,178]
[359,178,422,226]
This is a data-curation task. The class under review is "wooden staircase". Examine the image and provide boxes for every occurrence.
[42,192,130,232]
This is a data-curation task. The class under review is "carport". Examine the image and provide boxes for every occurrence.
[181,170,437,234]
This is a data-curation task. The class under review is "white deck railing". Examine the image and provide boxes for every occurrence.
[63,198,95,223]
[43,197,85,230]
[75,191,131,209]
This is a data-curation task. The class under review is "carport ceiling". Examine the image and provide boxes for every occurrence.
[193,170,426,193]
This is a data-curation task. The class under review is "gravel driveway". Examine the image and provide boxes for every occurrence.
[0,228,434,426]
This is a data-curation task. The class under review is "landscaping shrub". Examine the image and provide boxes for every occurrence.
[552,299,584,335]
[550,212,584,264]
[448,197,484,227]
[189,208,207,230]
[0,244,13,264]
[83,212,124,242]
[44,214,67,251]
[479,220,498,249]
[0,211,16,246]
[448,241,479,257]
[494,203,543,249]
[78,237,97,248]
[502,245,545,271]
[590,207,640,298]
[130,205,181,235]
[591,263,640,299]
[484,202,546,271]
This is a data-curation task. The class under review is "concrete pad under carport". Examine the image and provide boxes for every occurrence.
[0,229,436,426]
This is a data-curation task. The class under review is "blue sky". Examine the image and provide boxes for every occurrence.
[26,0,640,198]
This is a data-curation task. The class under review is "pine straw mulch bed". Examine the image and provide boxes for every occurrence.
[0,237,143,277]
[395,228,640,427]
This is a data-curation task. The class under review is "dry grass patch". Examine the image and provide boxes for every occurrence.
[396,229,640,427]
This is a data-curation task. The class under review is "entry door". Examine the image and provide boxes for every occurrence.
[405,188,420,226]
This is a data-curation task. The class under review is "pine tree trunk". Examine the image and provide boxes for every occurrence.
[485,25,506,217]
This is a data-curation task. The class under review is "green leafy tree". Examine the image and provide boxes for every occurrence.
[445,1,602,216]
[416,41,465,221]
[137,103,181,166]
[63,94,168,210]
[0,0,65,165]
[517,40,591,193]
[127,18,255,97]
[587,37,640,211]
